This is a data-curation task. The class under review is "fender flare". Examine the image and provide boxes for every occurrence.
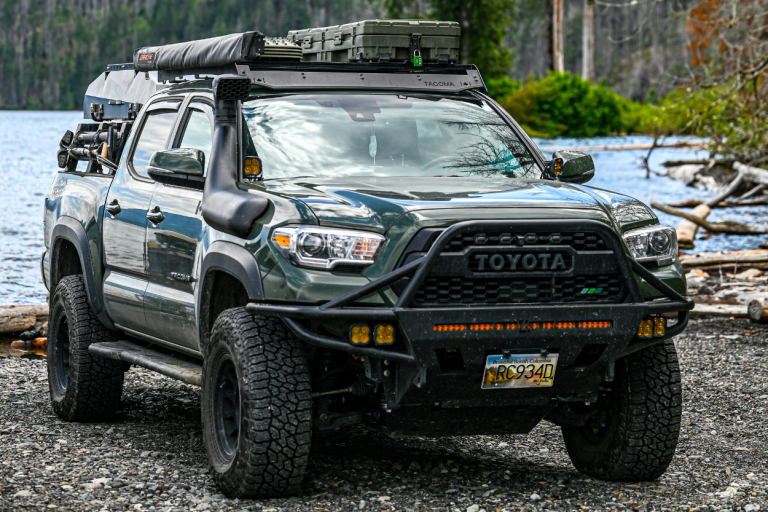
[50,216,102,313]
[197,241,264,347]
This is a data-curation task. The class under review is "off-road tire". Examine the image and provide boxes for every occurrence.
[47,275,125,421]
[201,308,312,498]
[562,339,682,481]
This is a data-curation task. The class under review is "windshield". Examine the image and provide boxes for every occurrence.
[241,93,540,180]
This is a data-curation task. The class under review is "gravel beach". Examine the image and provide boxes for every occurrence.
[1,316,766,511]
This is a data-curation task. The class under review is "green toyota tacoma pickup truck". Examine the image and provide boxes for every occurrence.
[43,24,693,498]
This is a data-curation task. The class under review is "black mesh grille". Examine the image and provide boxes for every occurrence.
[440,231,607,253]
[404,228,624,307]
[413,274,623,306]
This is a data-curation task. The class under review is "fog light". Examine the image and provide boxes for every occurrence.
[350,324,370,345]
[637,319,653,339]
[653,316,666,337]
[374,324,395,345]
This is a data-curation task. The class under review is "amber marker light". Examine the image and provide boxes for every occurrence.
[273,234,291,248]
[578,321,612,329]
[374,324,395,345]
[243,156,262,178]
[349,325,370,345]
[653,316,666,336]
[433,324,467,332]
[470,323,494,331]
[552,157,563,176]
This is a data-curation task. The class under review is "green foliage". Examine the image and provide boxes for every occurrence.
[430,0,515,80]
[485,76,521,102]
[499,72,631,138]
[383,0,515,81]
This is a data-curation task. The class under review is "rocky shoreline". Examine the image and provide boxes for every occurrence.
[1,315,766,511]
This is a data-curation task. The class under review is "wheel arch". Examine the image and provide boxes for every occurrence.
[198,241,264,351]
[50,216,101,313]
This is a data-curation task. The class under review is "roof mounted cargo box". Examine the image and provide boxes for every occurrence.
[288,19,460,64]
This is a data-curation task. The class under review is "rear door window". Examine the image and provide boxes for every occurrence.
[130,108,179,178]
[177,106,213,176]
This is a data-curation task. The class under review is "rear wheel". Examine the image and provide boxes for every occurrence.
[47,275,125,421]
[562,340,682,481]
[201,308,312,498]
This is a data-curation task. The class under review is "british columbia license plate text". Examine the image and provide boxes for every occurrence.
[481,353,559,389]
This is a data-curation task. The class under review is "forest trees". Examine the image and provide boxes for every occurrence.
[681,0,768,164]
[382,0,515,80]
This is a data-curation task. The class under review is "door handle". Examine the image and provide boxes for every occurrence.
[146,207,165,224]
[105,200,121,216]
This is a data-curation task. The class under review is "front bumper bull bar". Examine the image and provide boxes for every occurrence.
[246,220,694,365]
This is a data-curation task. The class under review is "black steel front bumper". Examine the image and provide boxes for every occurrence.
[246,220,694,367]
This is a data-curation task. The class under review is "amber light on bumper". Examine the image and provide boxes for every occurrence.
[434,320,612,332]
[374,324,395,345]
[350,325,370,345]
[638,316,666,339]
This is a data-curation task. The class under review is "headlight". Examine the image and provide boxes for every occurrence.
[623,225,677,266]
[272,226,386,270]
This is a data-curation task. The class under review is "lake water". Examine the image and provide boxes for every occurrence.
[1,111,765,306]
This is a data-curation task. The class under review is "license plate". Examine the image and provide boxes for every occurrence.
[481,353,559,389]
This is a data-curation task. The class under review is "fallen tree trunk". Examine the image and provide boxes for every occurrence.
[736,184,766,202]
[540,142,708,153]
[691,303,747,317]
[662,158,734,168]
[669,198,768,208]
[748,300,768,323]
[0,305,48,334]
[734,161,768,185]
[676,204,710,248]
[680,249,768,268]
[650,201,768,235]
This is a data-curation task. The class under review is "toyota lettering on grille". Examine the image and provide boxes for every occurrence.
[472,252,569,272]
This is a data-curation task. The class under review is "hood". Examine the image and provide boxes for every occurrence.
[258,176,655,233]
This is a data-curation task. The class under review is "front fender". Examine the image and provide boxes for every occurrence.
[197,241,264,349]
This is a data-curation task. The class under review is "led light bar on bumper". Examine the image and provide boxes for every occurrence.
[623,225,677,266]
[272,226,385,270]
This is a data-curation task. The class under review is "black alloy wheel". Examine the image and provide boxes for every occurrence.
[213,355,241,460]
[54,316,70,393]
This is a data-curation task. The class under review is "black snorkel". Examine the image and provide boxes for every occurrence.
[201,75,269,238]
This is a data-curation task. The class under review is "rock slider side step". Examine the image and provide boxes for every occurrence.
[88,341,202,386]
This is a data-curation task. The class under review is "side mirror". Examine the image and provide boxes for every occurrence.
[149,148,204,175]
[546,150,595,184]
[147,148,206,190]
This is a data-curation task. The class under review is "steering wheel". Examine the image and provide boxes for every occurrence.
[420,155,455,172]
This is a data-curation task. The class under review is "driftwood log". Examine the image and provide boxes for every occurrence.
[748,300,768,323]
[734,161,768,185]
[680,250,768,268]
[676,204,710,248]
[0,305,48,334]
[650,201,768,235]
[540,141,707,153]
[669,198,768,208]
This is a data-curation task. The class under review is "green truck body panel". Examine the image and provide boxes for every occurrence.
[43,78,687,359]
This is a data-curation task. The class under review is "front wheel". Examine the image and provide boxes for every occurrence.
[562,339,682,481]
[201,308,312,498]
